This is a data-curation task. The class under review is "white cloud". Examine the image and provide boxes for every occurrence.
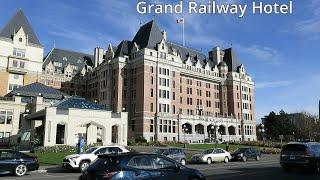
[255,80,295,89]
[292,0,320,39]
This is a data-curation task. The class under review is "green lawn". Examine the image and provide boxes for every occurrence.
[169,143,252,153]
[28,152,73,166]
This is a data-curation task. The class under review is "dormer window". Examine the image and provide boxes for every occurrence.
[13,48,25,58]
[19,37,22,42]
[162,44,165,50]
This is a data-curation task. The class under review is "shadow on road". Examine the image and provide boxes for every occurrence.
[44,166,80,174]
[206,167,319,180]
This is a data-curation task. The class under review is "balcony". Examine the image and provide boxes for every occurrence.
[7,56,28,74]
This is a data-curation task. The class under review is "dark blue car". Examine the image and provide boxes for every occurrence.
[80,152,206,180]
[0,149,39,176]
[231,147,261,162]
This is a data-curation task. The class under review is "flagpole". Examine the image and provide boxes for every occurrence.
[182,19,185,47]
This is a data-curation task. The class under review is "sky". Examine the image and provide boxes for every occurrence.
[0,0,319,123]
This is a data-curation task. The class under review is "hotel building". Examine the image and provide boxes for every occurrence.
[0,10,256,144]
[88,21,256,143]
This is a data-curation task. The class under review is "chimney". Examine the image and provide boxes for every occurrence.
[94,47,104,67]
[209,46,224,65]
[162,31,167,41]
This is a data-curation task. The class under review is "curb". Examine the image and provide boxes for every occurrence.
[32,170,48,174]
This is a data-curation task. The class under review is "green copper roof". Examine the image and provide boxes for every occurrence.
[54,97,104,110]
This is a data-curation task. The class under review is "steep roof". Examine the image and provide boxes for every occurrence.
[167,42,207,62]
[7,82,68,99]
[0,10,41,46]
[114,40,131,57]
[132,20,163,50]
[43,48,94,73]
[54,97,104,110]
[223,48,242,72]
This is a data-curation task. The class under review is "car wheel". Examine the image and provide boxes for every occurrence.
[79,161,90,172]
[242,156,247,162]
[256,155,260,161]
[224,157,229,163]
[181,159,186,165]
[14,164,27,176]
[207,158,212,165]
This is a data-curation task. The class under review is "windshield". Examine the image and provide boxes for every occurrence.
[154,149,166,154]
[203,149,213,154]
[234,148,247,154]
[282,144,307,152]
[85,147,98,154]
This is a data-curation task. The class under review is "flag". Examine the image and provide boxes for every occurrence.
[176,18,184,24]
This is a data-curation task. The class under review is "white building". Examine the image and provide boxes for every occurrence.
[0,82,128,147]
[0,10,44,96]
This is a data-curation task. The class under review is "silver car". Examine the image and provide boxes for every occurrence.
[154,148,187,165]
[191,148,232,164]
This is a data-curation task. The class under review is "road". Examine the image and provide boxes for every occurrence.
[1,154,319,180]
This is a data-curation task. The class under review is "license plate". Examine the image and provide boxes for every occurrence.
[290,156,295,160]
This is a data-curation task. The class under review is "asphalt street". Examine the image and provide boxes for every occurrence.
[0,154,319,180]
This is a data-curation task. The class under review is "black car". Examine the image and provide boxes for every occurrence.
[231,147,261,162]
[80,152,206,180]
[280,142,320,173]
[0,149,39,176]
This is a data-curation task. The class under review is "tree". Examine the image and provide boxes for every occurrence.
[263,110,296,141]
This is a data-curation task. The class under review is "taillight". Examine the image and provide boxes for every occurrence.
[103,171,117,180]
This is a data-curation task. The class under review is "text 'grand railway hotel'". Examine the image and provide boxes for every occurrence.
[0,10,256,144]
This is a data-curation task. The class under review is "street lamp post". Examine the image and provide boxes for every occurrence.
[182,125,187,148]
[258,124,266,152]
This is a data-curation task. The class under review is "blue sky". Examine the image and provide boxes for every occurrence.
[0,0,319,122]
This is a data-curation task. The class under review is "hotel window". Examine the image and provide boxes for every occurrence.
[20,62,24,68]
[13,48,25,58]
[163,120,167,133]
[172,92,175,100]
[151,88,153,97]
[131,120,135,131]
[0,132,3,142]
[150,103,153,112]
[0,110,13,124]
[150,66,154,73]
[150,52,153,56]
[150,120,154,132]
[172,81,175,88]
[12,60,18,67]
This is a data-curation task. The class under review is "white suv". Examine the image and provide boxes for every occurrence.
[62,146,129,172]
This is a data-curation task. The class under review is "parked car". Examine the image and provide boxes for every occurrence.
[231,147,261,162]
[280,142,320,173]
[0,149,39,176]
[191,148,231,164]
[62,146,129,172]
[80,152,206,180]
[154,148,187,165]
